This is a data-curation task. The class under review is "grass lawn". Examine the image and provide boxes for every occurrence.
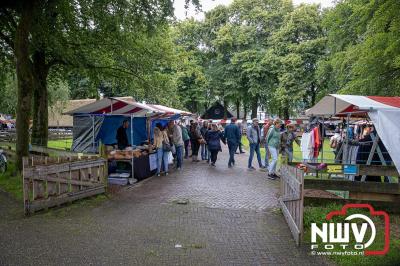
[0,162,23,201]
[47,139,73,150]
[241,136,336,165]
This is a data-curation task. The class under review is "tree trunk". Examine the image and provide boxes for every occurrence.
[310,82,316,107]
[283,104,290,120]
[250,97,258,119]
[223,99,228,119]
[15,2,35,171]
[235,99,240,118]
[31,50,49,147]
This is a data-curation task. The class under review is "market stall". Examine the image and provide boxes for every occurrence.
[302,94,400,182]
[66,97,192,185]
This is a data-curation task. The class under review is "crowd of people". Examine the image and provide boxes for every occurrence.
[151,117,301,180]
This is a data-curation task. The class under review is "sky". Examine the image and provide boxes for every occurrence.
[174,0,335,21]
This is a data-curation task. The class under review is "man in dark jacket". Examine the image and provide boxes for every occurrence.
[224,118,241,167]
[116,120,130,150]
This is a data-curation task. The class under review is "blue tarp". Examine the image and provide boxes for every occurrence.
[149,114,181,140]
[96,115,148,146]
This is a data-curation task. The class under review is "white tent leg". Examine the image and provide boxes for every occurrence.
[361,133,380,182]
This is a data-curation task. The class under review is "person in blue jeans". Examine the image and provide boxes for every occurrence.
[153,125,170,176]
[262,121,272,168]
[168,121,184,170]
[247,118,264,171]
[224,118,241,168]
[267,119,282,179]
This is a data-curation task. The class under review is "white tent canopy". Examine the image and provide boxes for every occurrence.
[306,94,400,173]
[65,97,192,117]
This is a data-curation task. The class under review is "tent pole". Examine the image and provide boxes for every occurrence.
[130,114,134,181]
[321,118,324,163]
[130,114,133,146]
[92,115,95,152]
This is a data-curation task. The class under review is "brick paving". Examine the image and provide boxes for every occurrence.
[0,147,331,266]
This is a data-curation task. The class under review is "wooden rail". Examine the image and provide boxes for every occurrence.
[23,156,106,214]
[0,129,72,143]
[304,178,400,211]
[288,162,400,177]
[304,179,400,194]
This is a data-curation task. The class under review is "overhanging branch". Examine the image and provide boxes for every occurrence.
[0,30,14,51]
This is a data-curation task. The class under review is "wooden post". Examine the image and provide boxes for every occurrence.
[22,157,29,215]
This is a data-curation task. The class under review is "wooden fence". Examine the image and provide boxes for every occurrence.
[279,164,305,246]
[304,179,400,213]
[23,156,107,214]
[0,129,72,143]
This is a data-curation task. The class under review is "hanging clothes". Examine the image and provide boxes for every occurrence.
[313,126,321,158]
[301,132,314,162]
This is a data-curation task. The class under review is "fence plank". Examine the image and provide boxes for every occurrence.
[279,164,304,246]
[304,179,400,194]
[27,186,105,214]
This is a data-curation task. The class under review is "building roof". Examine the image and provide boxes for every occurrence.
[48,99,97,127]
[201,102,234,119]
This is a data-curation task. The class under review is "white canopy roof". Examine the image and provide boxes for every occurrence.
[306,94,400,116]
[307,94,400,173]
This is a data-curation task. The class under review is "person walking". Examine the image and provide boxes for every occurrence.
[188,120,194,157]
[169,121,184,170]
[235,121,245,154]
[267,119,282,179]
[247,118,264,171]
[262,120,272,169]
[190,122,202,162]
[153,124,170,176]
[200,121,209,161]
[224,118,241,168]
[207,121,212,163]
[180,121,190,159]
[205,124,226,166]
[280,124,300,163]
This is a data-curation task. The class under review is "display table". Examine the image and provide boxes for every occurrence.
[132,152,157,180]
[110,152,157,181]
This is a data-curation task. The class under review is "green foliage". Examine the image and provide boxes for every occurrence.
[272,4,326,116]
[320,0,400,96]
[0,72,17,115]
[173,0,327,117]
[0,163,23,201]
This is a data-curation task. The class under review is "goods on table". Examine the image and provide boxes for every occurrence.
[107,145,155,160]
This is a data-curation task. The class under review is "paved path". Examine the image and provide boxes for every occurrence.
[0,147,331,266]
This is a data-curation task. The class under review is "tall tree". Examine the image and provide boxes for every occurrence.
[272,4,325,118]
[319,0,400,96]
[0,0,198,170]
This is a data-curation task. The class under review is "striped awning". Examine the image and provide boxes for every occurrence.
[148,104,191,116]
[65,97,160,117]
[65,97,192,118]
